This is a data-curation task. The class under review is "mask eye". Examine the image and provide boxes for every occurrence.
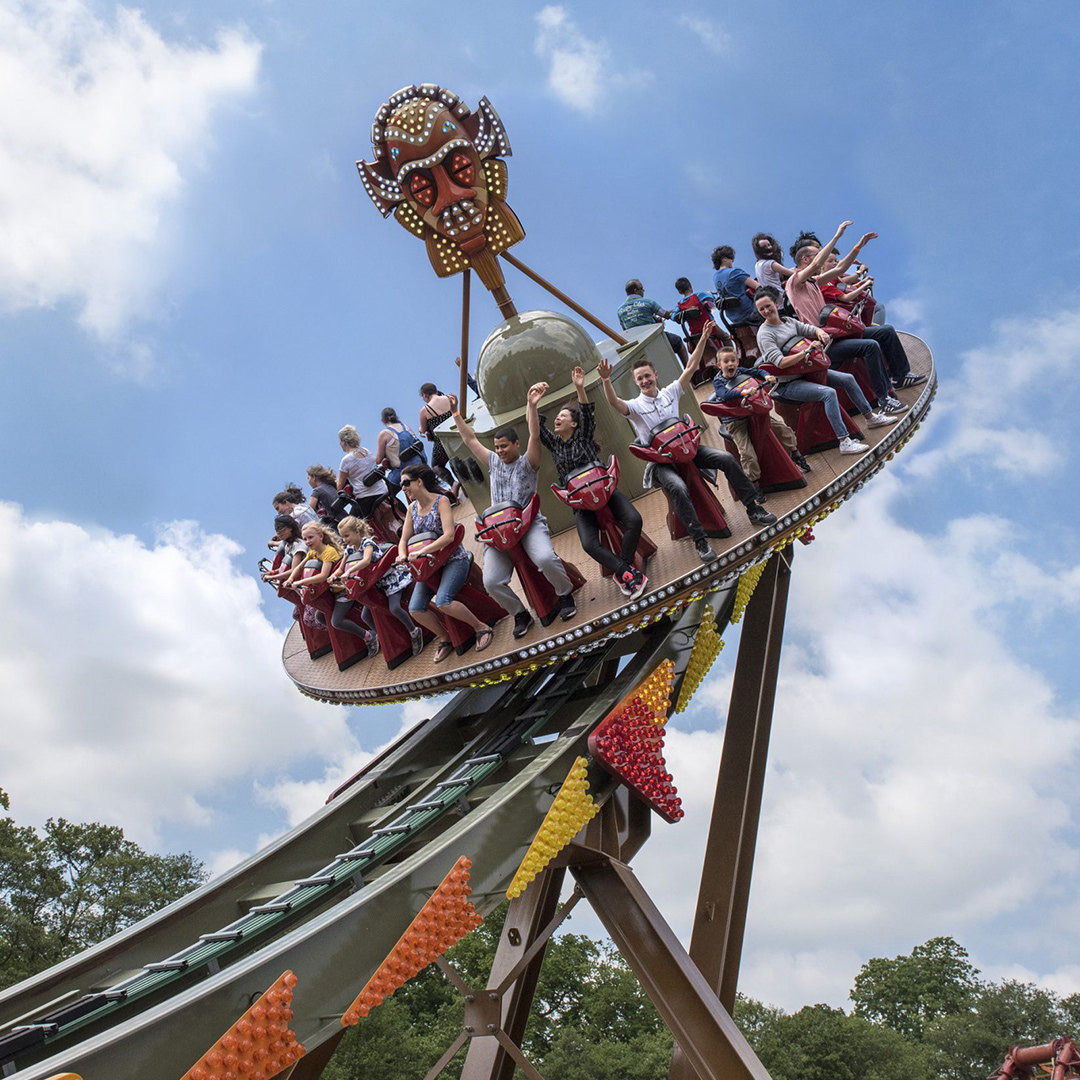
[409,170,435,207]
[449,151,475,186]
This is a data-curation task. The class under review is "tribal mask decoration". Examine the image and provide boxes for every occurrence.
[358,84,525,281]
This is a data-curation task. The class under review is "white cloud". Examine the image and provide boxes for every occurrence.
[0,0,261,352]
[906,309,1080,481]
[533,6,646,114]
[0,502,353,847]
[678,14,730,55]
[882,293,926,333]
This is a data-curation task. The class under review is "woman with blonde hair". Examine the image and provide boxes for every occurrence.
[332,424,389,520]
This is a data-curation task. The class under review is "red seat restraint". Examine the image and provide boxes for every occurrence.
[270,552,332,661]
[342,547,418,671]
[297,558,369,671]
[759,342,863,454]
[627,417,730,540]
[475,494,585,627]
[701,387,807,494]
[407,524,507,655]
[550,456,657,576]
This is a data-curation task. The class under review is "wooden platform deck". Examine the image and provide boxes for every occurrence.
[283,333,935,705]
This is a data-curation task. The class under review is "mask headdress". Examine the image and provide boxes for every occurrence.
[358,84,524,306]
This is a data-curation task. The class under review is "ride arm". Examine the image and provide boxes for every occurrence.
[677,319,718,390]
[596,358,630,416]
[452,411,489,466]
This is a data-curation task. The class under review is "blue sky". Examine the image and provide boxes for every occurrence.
[2,0,1079,1011]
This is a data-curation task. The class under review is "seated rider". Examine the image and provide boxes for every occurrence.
[710,347,809,486]
[533,366,649,599]
[262,514,308,584]
[375,407,427,494]
[785,220,926,391]
[269,485,317,548]
[330,515,421,656]
[711,246,763,330]
[598,322,778,564]
[453,392,577,639]
[617,278,690,365]
[397,463,494,662]
[673,277,731,358]
[754,289,896,455]
[306,465,340,520]
[334,424,391,520]
[752,233,795,298]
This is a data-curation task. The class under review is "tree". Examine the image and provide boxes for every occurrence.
[851,936,980,1039]
[926,980,1074,1080]
[0,805,206,991]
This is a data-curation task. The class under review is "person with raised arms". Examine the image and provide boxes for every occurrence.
[532,366,648,599]
[453,383,576,638]
[597,321,777,564]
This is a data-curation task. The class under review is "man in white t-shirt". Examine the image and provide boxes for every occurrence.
[597,322,777,562]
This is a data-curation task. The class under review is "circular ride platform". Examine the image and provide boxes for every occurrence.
[282,333,934,706]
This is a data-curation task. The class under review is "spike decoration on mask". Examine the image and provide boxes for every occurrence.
[730,561,768,625]
[357,84,524,305]
[506,757,599,899]
[588,661,684,823]
[341,856,483,1025]
[179,970,304,1080]
[674,610,725,714]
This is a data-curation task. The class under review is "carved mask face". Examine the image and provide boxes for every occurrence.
[359,86,525,281]
[385,100,489,253]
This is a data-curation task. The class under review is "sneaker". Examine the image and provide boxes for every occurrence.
[558,592,577,620]
[616,568,637,597]
[866,411,897,428]
[410,626,424,655]
[790,451,811,473]
[884,395,907,413]
[746,501,777,527]
[895,373,926,388]
[366,632,381,658]
[839,436,870,454]
[512,610,534,638]
[695,538,714,562]
[627,568,648,600]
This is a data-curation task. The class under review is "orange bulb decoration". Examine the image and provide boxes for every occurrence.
[341,856,483,1027]
[178,970,305,1080]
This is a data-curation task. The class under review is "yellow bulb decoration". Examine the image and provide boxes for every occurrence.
[731,562,767,625]
[675,610,725,714]
[506,757,598,899]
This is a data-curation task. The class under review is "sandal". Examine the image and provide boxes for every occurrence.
[433,640,454,664]
[475,628,494,652]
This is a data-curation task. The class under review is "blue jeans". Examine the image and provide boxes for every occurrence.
[773,373,870,438]
[409,554,472,611]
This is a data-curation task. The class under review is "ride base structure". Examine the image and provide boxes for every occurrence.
[0,85,936,1080]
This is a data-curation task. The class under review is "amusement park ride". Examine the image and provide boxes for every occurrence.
[0,86,941,1080]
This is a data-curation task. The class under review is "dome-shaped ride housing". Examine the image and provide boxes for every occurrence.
[477,310,603,421]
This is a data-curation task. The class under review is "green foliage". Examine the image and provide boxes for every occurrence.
[851,936,980,1039]
[0,804,206,991]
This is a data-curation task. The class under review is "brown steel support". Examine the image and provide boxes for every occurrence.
[459,268,472,406]
[283,1027,346,1080]
[669,550,792,1080]
[571,857,771,1080]
[500,252,629,345]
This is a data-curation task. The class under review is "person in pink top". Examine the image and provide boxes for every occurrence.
[785,221,926,391]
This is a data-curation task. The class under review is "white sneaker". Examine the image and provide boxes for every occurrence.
[839,436,870,454]
[866,411,898,428]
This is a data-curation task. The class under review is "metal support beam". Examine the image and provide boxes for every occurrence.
[669,550,792,1080]
[571,857,771,1080]
[283,1027,346,1080]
